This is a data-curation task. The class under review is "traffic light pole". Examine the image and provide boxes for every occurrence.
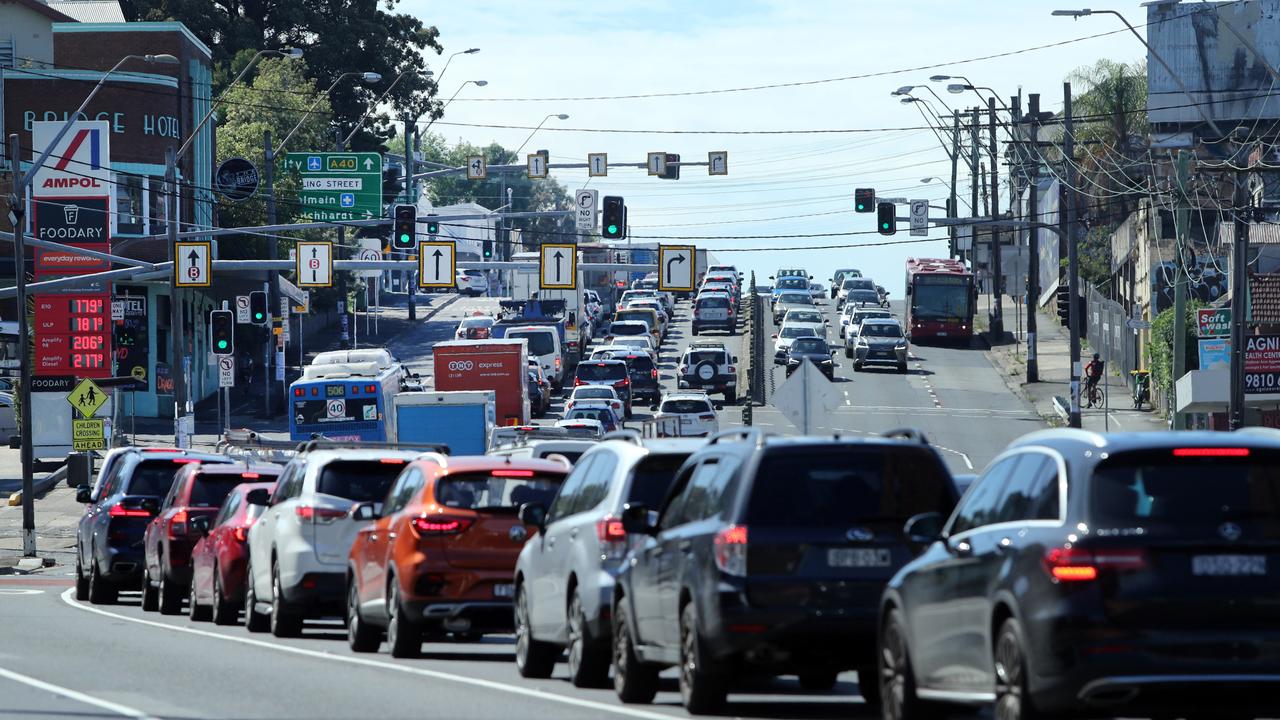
[263,131,279,416]
[8,134,36,556]
[1063,83,1082,429]
[988,98,1004,343]
[336,131,350,349]
[405,115,417,321]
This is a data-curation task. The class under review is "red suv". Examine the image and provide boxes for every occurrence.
[346,456,567,657]
[142,463,280,614]
[187,477,279,624]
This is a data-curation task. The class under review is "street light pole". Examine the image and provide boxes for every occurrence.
[7,133,35,556]
[989,97,1004,342]
[1064,82,1082,429]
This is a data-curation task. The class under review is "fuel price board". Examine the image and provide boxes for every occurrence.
[35,294,112,377]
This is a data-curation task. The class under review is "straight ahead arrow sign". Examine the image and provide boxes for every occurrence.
[433,248,443,280]
[187,249,200,267]
[553,250,564,282]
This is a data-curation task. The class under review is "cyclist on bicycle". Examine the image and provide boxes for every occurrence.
[1084,353,1104,401]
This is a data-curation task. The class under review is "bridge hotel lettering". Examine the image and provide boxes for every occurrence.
[1,21,216,417]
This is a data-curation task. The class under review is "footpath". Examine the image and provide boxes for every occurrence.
[977,293,1167,434]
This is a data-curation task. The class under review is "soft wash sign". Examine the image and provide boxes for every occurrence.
[31,120,112,197]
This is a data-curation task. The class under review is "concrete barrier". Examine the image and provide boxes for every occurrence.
[6,465,68,507]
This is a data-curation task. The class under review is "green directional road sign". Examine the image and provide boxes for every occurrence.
[284,152,383,222]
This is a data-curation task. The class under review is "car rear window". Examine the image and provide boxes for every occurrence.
[615,310,654,326]
[628,453,692,508]
[685,350,726,365]
[778,293,811,304]
[1091,450,1280,535]
[316,460,407,502]
[791,338,828,353]
[577,363,627,381]
[567,407,614,423]
[662,399,711,414]
[190,474,275,508]
[125,459,202,497]
[509,330,555,356]
[849,290,880,303]
[747,447,953,526]
[574,387,615,400]
[698,296,729,308]
[624,355,655,373]
[438,471,565,511]
[610,323,647,336]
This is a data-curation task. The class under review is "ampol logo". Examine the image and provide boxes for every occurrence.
[31,121,112,198]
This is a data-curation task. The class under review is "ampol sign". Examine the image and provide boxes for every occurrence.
[31,121,113,197]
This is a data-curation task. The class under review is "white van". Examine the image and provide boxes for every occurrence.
[506,325,565,389]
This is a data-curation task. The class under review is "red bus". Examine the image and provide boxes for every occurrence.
[904,258,976,342]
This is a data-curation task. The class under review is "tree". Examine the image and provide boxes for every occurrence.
[120,0,442,149]
[1147,299,1203,401]
[1068,58,1149,222]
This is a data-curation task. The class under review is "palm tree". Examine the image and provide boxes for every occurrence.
[1067,58,1149,225]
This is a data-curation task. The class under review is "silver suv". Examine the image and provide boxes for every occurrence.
[513,436,702,686]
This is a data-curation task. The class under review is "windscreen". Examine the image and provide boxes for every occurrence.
[509,330,555,356]
[616,338,651,351]
[791,338,828,354]
[574,387,615,400]
[776,278,807,290]
[778,293,812,305]
[628,453,691,507]
[316,461,407,502]
[861,323,903,338]
[126,459,200,497]
[748,448,953,526]
[461,317,493,328]
[849,290,880,304]
[614,312,653,328]
[190,474,274,508]
[1091,451,1280,536]
[577,363,626,381]
[787,311,822,324]
[624,355,655,373]
[438,472,564,511]
[698,296,729,308]
[662,399,711,414]
[913,281,971,319]
[780,326,816,339]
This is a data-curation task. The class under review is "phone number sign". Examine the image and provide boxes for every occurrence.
[1244,335,1280,394]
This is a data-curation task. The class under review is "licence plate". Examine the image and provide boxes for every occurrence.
[1192,555,1267,576]
[827,548,891,568]
[493,583,515,598]
[680,417,692,425]
[937,332,948,336]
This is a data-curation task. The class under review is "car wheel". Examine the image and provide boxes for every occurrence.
[798,671,838,691]
[897,362,908,374]
[724,389,736,404]
[567,592,610,688]
[678,602,727,714]
[880,609,944,720]
[995,618,1044,720]
[853,361,863,372]
[691,326,699,335]
[845,347,853,359]
[612,602,658,704]
[188,575,211,622]
[856,666,881,706]
[270,560,303,637]
[347,578,381,653]
[87,559,117,605]
[158,567,183,615]
[74,553,89,601]
[386,579,421,658]
[243,561,270,632]
[140,566,158,611]
[514,584,557,678]
[211,567,237,626]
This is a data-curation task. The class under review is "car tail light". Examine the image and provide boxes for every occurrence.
[241,472,260,479]
[366,384,376,393]
[296,505,347,524]
[714,525,748,576]
[727,366,735,374]
[233,524,252,543]
[380,458,406,465]
[351,386,361,395]
[596,515,628,559]
[574,377,585,387]
[1043,547,1147,582]
[1172,447,1250,457]
[694,309,701,319]
[411,515,474,535]
[168,509,189,538]
[293,388,304,397]
[492,469,534,477]
[108,504,151,518]
[699,414,716,421]
[651,368,658,379]
[555,357,562,371]
[311,388,319,396]
[679,366,688,374]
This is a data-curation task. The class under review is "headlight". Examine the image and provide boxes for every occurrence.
[857,338,869,346]
[895,340,907,349]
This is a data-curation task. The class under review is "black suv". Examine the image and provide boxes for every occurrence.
[678,343,738,404]
[880,429,1280,720]
[75,448,229,604]
[616,352,660,404]
[611,429,958,713]
[574,359,633,416]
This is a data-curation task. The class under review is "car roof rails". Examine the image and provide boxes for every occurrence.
[882,428,932,445]
[602,429,644,445]
[707,428,768,447]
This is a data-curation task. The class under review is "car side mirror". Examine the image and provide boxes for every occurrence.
[649,404,659,411]
[713,404,723,411]
[771,334,778,339]
[350,501,381,521]
[189,514,211,537]
[884,290,891,297]
[621,502,657,536]
[245,488,271,507]
[731,356,738,363]
[904,512,945,545]
[518,502,547,530]
[75,485,92,504]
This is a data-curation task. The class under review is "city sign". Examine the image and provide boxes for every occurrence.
[647,152,667,176]
[910,199,929,237]
[72,418,105,452]
[526,151,548,179]
[708,151,728,176]
[418,241,457,288]
[539,244,576,290]
[218,356,235,388]
[466,155,487,180]
[284,152,383,221]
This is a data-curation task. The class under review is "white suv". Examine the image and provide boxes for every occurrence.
[244,448,427,637]
[455,268,488,295]
[654,391,720,437]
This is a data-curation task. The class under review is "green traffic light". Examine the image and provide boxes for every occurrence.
[217,340,228,349]
[399,233,410,242]
[607,224,618,234]
[881,222,890,229]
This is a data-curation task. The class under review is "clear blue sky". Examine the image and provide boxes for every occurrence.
[402,0,1147,293]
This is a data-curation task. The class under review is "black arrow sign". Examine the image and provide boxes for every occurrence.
[311,246,318,259]
[187,249,201,268]
[553,250,564,283]
[665,253,686,284]
[433,248,443,280]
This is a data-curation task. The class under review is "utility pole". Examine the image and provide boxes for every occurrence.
[405,115,417,321]
[970,107,981,277]
[988,97,1004,342]
[1064,82,1082,429]
[263,131,278,416]
[335,130,350,350]
[1025,94,1041,382]
[1229,172,1251,430]
[1171,150,1194,430]
[950,111,961,261]
[166,145,187,445]
[8,134,35,555]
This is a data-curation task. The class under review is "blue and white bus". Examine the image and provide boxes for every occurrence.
[288,349,407,442]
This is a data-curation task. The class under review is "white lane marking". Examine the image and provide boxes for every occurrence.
[0,588,42,595]
[937,447,975,470]
[61,589,679,720]
[0,663,160,719]
[1108,413,1124,429]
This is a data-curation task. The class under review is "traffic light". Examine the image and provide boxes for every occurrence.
[855,188,875,213]
[1056,286,1070,325]
[392,204,417,251]
[426,213,439,238]
[483,239,493,259]
[210,309,234,356]
[876,202,896,235]
[602,195,626,239]
[249,291,268,325]
[659,153,680,180]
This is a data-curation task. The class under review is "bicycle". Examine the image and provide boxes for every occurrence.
[1131,370,1150,410]
[1085,378,1103,408]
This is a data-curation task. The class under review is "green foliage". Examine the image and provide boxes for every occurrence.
[1146,299,1203,393]
[120,0,441,149]
[1067,58,1148,225]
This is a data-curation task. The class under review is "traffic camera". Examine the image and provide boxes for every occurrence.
[855,188,875,213]
[392,204,417,251]
[210,309,234,356]
[249,291,268,325]
[877,202,896,235]
[602,196,626,239]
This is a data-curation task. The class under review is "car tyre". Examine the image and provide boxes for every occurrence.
[270,560,303,637]
[347,579,381,653]
[243,562,270,632]
[691,325,699,335]
[211,568,237,626]
[188,576,211,621]
[880,608,945,720]
[514,584,557,678]
[140,566,159,611]
[845,346,854,359]
[158,566,184,615]
[857,667,881,706]
[612,602,658,704]
[386,579,421,658]
[678,602,727,714]
[853,361,863,372]
[897,362,908,374]
[995,617,1044,720]
[87,559,117,605]
[74,553,89,601]
[723,388,736,404]
[798,671,838,691]
[567,592,610,688]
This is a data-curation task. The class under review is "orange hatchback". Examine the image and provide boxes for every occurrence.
[345,454,568,657]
